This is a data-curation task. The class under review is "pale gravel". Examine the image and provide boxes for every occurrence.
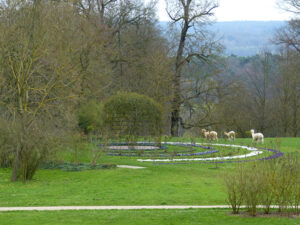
[117,165,146,169]
[137,142,263,162]
[0,205,287,211]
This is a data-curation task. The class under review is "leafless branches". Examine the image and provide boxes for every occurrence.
[278,0,300,15]
[166,0,218,24]
[275,19,300,52]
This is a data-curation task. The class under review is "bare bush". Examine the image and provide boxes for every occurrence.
[225,154,300,216]
[243,164,264,216]
[224,164,246,214]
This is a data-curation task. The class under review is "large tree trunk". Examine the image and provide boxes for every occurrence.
[167,0,218,136]
[171,101,180,137]
[96,0,105,24]
[170,21,189,136]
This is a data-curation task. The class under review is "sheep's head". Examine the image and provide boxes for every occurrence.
[250,129,254,134]
[201,129,206,134]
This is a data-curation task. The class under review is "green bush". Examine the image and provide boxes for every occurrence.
[102,92,163,138]
[78,100,103,134]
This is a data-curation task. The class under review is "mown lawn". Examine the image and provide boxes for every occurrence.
[0,138,299,207]
[0,209,300,225]
[0,162,228,206]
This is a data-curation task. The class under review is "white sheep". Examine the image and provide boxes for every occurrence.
[250,129,264,144]
[224,131,236,141]
[202,129,218,142]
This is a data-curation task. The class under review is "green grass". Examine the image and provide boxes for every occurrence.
[0,163,227,206]
[0,209,300,225]
[1,137,300,224]
[0,138,299,207]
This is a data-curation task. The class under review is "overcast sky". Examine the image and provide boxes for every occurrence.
[158,0,291,21]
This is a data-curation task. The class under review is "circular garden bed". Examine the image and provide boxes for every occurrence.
[100,142,283,164]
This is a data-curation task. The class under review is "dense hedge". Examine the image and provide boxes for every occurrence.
[103,92,163,138]
[78,100,103,133]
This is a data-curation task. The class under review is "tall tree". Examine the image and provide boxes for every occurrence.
[276,48,300,136]
[0,0,83,181]
[275,0,300,136]
[245,51,274,133]
[165,0,219,136]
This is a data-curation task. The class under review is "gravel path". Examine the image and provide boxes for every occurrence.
[0,205,287,211]
[138,142,263,162]
[0,205,232,211]
[117,165,146,169]
[108,146,159,150]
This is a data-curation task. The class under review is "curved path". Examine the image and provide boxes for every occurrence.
[138,142,263,162]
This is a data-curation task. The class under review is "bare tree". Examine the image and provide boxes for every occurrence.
[245,51,274,133]
[276,20,300,53]
[278,0,300,14]
[276,0,300,52]
[276,47,300,136]
[75,0,116,23]
[165,0,219,136]
[275,0,300,136]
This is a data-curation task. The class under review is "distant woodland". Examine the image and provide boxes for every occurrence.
[160,21,285,56]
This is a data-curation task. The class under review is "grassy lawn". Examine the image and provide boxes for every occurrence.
[0,162,228,206]
[1,209,300,225]
[0,138,299,208]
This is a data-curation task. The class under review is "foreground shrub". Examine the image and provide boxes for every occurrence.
[0,118,64,182]
[271,155,298,213]
[224,165,246,214]
[260,163,274,214]
[225,154,300,216]
[243,165,264,216]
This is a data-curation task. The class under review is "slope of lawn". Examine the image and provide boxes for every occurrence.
[0,209,299,225]
[0,138,299,207]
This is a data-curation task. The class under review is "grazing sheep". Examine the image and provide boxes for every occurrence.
[224,131,236,141]
[202,129,210,139]
[250,129,264,144]
[202,129,218,142]
[209,131,218,142]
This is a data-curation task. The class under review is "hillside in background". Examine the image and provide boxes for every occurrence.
[160,21,285,56]
[212,21,285,56]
